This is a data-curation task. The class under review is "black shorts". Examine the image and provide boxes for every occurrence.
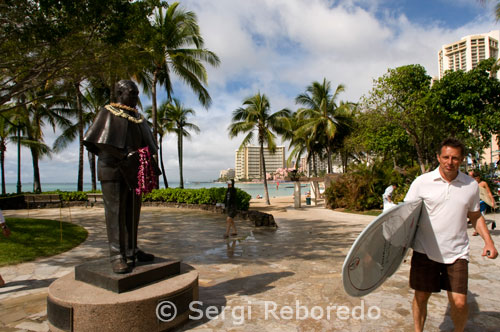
[227,209,237,218]
[410,251,468,294]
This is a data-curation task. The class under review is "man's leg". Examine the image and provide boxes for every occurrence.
[447,291,468,332]
[101,180,129,273]
[413,290,431,332]
[444,258,468,332]
[224,216,232,237]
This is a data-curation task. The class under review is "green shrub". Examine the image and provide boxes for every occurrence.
[324,159,420,211]
[143,187,252,211]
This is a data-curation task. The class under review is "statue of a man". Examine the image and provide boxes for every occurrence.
[83,80,158,273]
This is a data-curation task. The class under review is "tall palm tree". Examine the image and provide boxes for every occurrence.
[296,78,353,174]
[146,101,173,188]
[0,110,16,194]
[7,102,29,193]
[22,85,74,193]
[164,99,200,189]
[53,79,111,191]
[52,80,91,191]
[138,2,220,141]
[228,93,291,205]
[82,81,110,190]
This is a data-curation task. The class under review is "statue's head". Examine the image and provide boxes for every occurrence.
[115,80,139,108]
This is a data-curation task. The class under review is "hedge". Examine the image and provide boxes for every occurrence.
[0,188,252,211]
[143,187,252,211]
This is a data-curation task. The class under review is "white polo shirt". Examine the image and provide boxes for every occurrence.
[404,168,480,264]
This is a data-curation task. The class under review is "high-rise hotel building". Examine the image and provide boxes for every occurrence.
[234,146,285,180]
[438,30,500,165]
[438,30,499,79]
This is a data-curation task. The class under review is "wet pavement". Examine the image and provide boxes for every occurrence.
[1,203,499,332]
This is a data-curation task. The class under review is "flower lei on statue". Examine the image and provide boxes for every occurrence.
[105,103,144,124]
[136,146,157,195]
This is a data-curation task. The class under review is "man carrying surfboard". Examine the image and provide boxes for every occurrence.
[404,138,498,332]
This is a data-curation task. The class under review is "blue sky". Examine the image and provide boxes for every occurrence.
[4,0,500,190]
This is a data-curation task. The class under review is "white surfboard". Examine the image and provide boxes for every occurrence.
[342,199,423,297]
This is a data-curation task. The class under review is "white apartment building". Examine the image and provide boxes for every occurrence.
[438,30,499,79]
[438,30,500,166]
[234,146,285,180]
[219,168,235,180]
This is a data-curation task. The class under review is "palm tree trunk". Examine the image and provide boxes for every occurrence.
[152,69,160,188]
[88,151,97,191]
[75,82,84,191]
[16,127,21,193]
[326,145,332,174]
[31,148,41,193]
[0,139,5,195]
[312,153,318,177]
[342,149,348,173]
[159,136,168,188]
[152,70,159,142]
[178,131,184,189]
[260,142,270,205]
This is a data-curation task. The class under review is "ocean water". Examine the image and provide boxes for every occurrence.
[5,181,310,198]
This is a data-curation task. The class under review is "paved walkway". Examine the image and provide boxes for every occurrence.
[1,200,499,331]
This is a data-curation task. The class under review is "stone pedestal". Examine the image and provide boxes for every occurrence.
[74,258,180,293]
[48,262,198,332]
[294,182,301,208]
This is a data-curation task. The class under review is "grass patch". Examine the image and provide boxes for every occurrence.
[0,218,88,266]
[334,208,382,216]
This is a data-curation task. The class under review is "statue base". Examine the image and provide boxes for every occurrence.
[48,262,198,332]
[75,257,180,293]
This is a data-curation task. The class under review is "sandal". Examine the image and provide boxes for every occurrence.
[231,233,238,236]
[472,232,479,236]
[223,234,229,239]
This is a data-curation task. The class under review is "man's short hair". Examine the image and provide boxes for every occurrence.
[438,138,465,157]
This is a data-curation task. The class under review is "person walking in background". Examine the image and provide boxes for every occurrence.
[471,171,497,231]
[224,179,238,238]
[0,209,11,287]
[404,138,498,332]
[382,184,397,212]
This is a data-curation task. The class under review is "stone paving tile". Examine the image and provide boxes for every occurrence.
[1,206,499,331]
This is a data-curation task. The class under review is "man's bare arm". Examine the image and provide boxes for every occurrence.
[468,211,498,259]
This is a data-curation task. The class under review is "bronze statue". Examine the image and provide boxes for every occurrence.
[83,80,159,273]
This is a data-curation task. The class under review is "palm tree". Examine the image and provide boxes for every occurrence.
[0,110,16,194]
[296,79,353,174]
[138,2,220,142]
[145,101,173,188]
[7,102,29,193]
[82,81,110,190]
[22,85,74,193]
[228,93,291,205]
[164,99,200,189]
[52,80,92,191]
[53,79,111,191]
